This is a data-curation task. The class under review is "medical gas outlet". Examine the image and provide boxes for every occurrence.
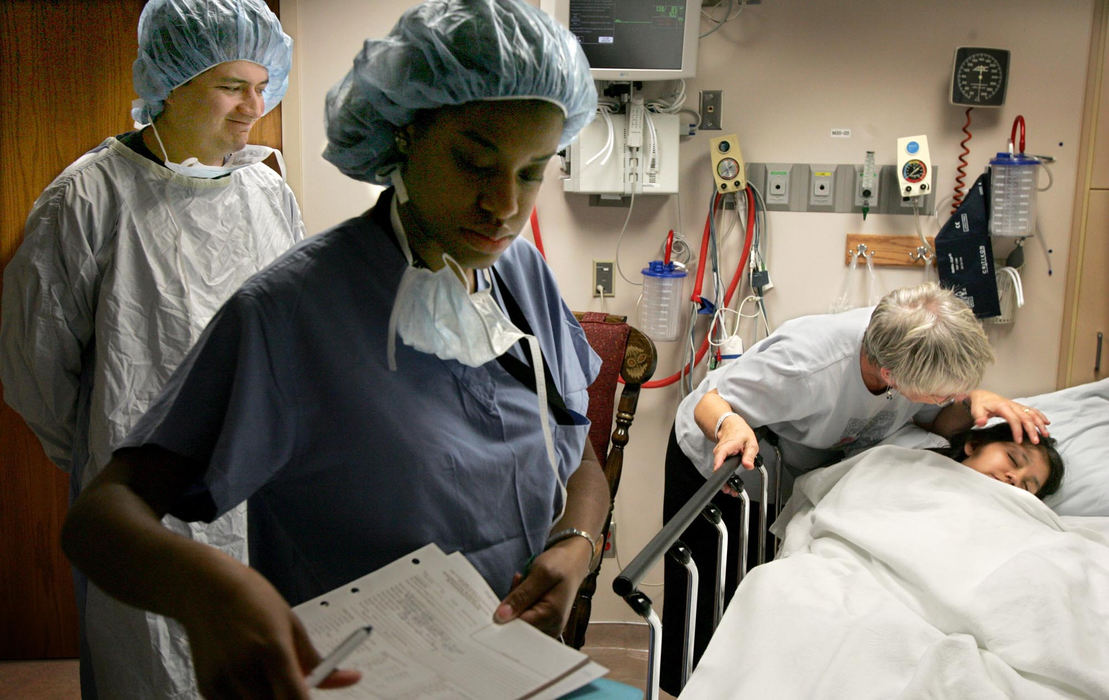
[746,161,936,215]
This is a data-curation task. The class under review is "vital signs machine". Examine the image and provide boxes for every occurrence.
[542,0,700,196]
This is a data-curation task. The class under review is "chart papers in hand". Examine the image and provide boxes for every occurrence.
[294,543,607,699]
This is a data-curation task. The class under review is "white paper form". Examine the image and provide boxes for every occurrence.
[295,544,607,699]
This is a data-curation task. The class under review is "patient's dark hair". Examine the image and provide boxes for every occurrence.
[932,423,1065,499]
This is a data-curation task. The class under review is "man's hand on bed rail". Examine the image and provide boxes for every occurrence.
[932,389,1051,444]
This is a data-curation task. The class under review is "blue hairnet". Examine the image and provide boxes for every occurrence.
[323,0,597,184]
[132,0,293,125]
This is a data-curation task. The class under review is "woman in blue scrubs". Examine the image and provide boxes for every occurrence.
[61,1,608,696]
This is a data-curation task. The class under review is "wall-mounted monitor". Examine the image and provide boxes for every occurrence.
[541,0,700,81]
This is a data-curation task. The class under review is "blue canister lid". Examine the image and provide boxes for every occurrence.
[642,260,687,278]
[990,152,1040,166]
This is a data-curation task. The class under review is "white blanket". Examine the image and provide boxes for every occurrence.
[678,446,1109,699]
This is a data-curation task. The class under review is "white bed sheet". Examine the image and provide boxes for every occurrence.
[679,445,1109,699]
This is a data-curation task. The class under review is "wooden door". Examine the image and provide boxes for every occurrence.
[1060,0,1109,388]
[0,0,282,659]
[1064,191,1109,385]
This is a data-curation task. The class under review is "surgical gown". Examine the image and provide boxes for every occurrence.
[0,135,304,699]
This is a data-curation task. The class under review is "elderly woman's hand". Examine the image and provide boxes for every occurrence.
[965,389,1051,444]
[712,413,760,498]
[713,413,760,472]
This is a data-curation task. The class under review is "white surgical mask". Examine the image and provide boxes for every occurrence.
[385,169,566,519]
[148,123,282,179]
[388,257,528,368]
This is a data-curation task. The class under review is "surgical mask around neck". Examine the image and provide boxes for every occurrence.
[148,123,279,179]
[385,173,566,518]
[385,166,527,370]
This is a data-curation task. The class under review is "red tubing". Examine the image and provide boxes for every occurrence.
[529,207,546,259]
[689,194,719,305]
[1010,115,1026,154]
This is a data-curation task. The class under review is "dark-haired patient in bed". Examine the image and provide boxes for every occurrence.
[934,423,1065,498]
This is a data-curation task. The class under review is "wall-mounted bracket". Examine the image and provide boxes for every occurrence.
[844,234,936,267]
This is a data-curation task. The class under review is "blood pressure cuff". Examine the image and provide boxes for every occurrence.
[935,172,1000,318]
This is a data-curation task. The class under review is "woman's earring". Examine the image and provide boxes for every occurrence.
[885,386,894,400]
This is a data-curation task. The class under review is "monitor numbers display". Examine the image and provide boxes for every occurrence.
[569,0,687,72]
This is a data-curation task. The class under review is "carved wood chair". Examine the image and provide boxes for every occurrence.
[562,311,658,649]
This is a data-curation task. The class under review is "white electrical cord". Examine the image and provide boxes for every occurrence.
[614,191,642,286]
[700,0,749,38]
[584,108,615,167]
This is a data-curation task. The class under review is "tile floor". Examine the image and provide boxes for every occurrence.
[0,659,79,699]
[0,623,673,699]
[580,621,678,700]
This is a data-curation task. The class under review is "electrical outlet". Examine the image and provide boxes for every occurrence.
[699,90,722,131]
[603,520,616,558]
[593,260,614,297]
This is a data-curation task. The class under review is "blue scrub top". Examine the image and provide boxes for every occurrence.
[124,189,600,603]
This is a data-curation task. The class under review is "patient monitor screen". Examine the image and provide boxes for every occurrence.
[569,0,688,72]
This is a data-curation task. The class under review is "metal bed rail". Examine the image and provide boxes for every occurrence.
[613,455,770,700]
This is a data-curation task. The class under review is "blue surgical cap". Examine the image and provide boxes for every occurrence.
[323,0,597,184]
[132,0,293,125]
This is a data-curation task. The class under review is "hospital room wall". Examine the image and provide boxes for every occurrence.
[280,0,1095,624]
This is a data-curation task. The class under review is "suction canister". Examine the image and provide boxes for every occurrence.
[988,151,1038,237]
[639,260,687,341]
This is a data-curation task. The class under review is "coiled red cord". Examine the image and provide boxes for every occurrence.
[951,107,973,215]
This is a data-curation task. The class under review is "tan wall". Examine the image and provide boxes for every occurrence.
[281,0,1095,623]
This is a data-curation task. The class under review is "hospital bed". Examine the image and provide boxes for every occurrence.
[616,377,1109,699]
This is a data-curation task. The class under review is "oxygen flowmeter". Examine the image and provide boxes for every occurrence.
[859,150,877,219]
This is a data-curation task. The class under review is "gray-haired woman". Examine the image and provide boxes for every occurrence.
[660,281,1049,694]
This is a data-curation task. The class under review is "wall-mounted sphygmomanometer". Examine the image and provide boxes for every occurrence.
[710,134,745,193]
[950,47,1010,107]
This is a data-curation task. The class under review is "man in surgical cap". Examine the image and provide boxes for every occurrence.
[0,0,303,697]
[61,0,609,696]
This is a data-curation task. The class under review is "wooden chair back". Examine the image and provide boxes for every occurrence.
[562,311,658,649]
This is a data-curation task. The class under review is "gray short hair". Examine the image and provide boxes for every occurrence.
[861,282,994,396]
